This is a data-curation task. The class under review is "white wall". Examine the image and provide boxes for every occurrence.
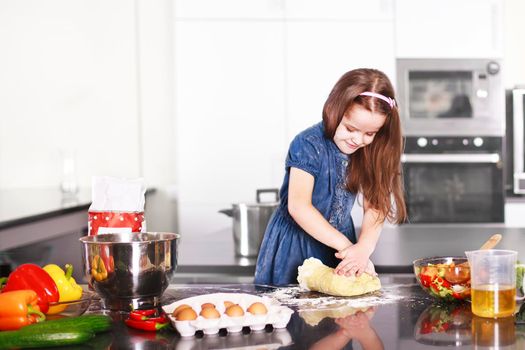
[1,0,524,210]
[0,0,140,188]
[0,0,174,191]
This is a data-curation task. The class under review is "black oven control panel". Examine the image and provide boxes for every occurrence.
[404,136,502,154]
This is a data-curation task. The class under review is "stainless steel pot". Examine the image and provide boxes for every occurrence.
[219,189,279,257]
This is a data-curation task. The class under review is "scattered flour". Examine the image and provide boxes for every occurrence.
[262,284,407,311]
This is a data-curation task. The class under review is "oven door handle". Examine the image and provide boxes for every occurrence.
[401,153,501,163]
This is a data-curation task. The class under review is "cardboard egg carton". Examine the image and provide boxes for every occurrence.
[162,293,294,337]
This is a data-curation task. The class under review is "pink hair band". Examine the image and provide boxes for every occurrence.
[359,91,396,109]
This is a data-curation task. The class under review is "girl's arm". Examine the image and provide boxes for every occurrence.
[334,197,385,276]
[288,167,351,251]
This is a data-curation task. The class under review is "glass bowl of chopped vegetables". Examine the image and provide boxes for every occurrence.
[413,257,471,302]
[46,289,96,319]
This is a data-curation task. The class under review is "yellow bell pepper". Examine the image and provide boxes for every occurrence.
[42,264,83,314]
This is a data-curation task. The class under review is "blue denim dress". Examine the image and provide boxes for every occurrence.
[254,122,357,286]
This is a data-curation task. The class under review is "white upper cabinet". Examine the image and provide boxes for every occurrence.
[173,20,287,236]
[285,0,394,20]
[172,0,396,236]
[285,20,395,138]
[174,0,394,20]
[395,0,503,58]
[174,0,284,19]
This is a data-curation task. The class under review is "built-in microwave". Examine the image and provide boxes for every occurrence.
[396,58,505,137]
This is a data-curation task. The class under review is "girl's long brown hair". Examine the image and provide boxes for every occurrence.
[323,68,407,224]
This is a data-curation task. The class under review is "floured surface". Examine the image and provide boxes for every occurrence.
[262,284,406,311]
[262,283,409,326]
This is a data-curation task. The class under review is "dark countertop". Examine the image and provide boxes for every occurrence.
[371,224,525,272]
[175,224,525,282]
[2,188,524,281]
[0,187,161,231]
[84,275,525,349]
[0,188,92,230]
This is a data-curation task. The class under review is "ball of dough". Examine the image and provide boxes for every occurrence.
[297,258,381,297]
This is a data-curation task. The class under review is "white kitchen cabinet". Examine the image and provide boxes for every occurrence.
[174,0,284,19]
[504,200,525,227]
[285,20,395,139]
[174,20,287,236]
[174,0,394,20]
[173,1,396,237]
[395,0,503,58]
[285,0,393,20]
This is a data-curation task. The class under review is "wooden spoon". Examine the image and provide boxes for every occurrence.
[478,233,502,250]
[443,233,502,284]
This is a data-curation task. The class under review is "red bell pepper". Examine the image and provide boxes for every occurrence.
[0,290,45,330]
[125,308,170,331]
[1,264,59,314]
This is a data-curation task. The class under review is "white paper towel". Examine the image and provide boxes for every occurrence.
[89,176,146,212]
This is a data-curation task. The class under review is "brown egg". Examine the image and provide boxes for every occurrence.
[201,302,216,309]
[247,302,268,315]
[223,300,234,308]
[172,304,191,317]
[176,307,198,321]
[225,304,244,317]
[200,306,221,319]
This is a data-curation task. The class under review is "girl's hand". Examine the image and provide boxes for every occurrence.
[334,244,374,277]
[364,259,378,277]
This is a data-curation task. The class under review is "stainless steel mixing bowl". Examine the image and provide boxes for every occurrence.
[79,232,179,311]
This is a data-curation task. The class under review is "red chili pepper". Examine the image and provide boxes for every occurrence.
[125,318,169,331]
[130,309,157,317]
[146,315,169,323]
[129,312,168,323]
[1,264,59,314]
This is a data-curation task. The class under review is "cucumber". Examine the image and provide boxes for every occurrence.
[20,315,112,334]
[0,330,94,349]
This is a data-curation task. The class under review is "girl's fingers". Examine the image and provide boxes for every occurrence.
[344,265,359,277]
[335,259,351,271]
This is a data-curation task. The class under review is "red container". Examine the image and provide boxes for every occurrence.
[88,211,145,236]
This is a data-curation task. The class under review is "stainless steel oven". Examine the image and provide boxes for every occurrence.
[506,88,525,194]
[402,136,504,223]
[397,58,504,136]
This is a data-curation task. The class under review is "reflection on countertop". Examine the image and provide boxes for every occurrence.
[82,275,525,350]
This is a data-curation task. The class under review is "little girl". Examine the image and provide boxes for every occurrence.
[255,68,407,286]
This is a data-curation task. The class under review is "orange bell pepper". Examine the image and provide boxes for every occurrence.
[0,290,45,331]
[0,263,59,314]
